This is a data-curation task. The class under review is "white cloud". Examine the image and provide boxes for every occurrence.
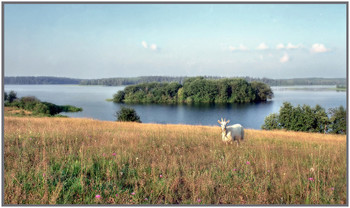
[150,44,158,51]
[142,41,159,51]
[229,46,237,51]
[142,41,148,49]
[276,43,284,50]
[257,42,268,50]
[286,43,303,49]
[229,44,248,52]
[276,43,303,50]
[238,44,248,51]
[280,53,289,63]
[311,43,328,53]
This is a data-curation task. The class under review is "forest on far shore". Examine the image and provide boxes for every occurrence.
[4,76,347,86]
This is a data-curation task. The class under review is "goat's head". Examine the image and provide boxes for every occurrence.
[217,118,230,132]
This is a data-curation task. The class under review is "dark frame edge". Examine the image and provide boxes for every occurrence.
[2,1,5,207]
[0,1,349,4]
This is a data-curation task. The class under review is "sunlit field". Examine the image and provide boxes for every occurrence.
[4,117,346,205]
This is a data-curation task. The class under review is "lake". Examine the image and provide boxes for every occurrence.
[4,85,346,129]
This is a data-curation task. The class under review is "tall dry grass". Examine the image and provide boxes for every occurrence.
[4,117,346,205]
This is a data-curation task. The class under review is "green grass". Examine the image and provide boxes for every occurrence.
[4,117,347,205]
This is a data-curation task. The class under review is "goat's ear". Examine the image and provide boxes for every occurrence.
[217,120,221,124]
[227,120,230,123]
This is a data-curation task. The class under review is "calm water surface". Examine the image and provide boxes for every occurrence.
[4,85,346,129]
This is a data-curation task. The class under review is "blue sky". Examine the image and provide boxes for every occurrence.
[4,3,347,79]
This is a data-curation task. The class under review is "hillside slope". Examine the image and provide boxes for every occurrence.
[4,117,346,205]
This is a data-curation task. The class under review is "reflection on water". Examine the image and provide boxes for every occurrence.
[4,85,346,129]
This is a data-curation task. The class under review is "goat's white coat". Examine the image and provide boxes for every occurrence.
[218,119,244,145]
[224,124,244,143]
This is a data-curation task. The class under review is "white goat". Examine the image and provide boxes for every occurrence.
[217,118,244,146]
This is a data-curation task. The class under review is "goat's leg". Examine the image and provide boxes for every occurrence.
[236,137,240,147]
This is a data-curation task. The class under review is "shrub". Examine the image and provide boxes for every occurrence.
[19,96,40,110]
[115,107,141,122]
[4,92,8,102]
[8,91,17,103]
[328,106,346,134]
[33,103,50,115]
[60,105,83,112]
[261,113,280,130]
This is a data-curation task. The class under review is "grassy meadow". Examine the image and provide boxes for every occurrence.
[4,116,347,205]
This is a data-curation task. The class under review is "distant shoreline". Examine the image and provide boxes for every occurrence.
[272,86,347,91]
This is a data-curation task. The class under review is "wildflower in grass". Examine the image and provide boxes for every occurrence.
[331,187,335,191]
[42,173,46,177]
[103,153,106,157]
[233,168,237,171]
[159,174,163,178]
[95,195,101,199]
[131,192,135,195]
[308,177,314,181]
[246,161,250,165]
[112,153,116,156]
[197,199,202,203]
[144,198,148,201]
[115,194,118,197]
[267,170,270,173]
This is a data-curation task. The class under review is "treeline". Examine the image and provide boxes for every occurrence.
[262,102,346,134]
[5,76,82,85]
[5,76,346,86]
[4,91,82,116]
[80,76,188,86]
[263,78,347,86]
[82,76,346,86]
[113,77,273,104]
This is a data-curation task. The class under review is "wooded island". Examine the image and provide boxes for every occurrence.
[113,77,273,104]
